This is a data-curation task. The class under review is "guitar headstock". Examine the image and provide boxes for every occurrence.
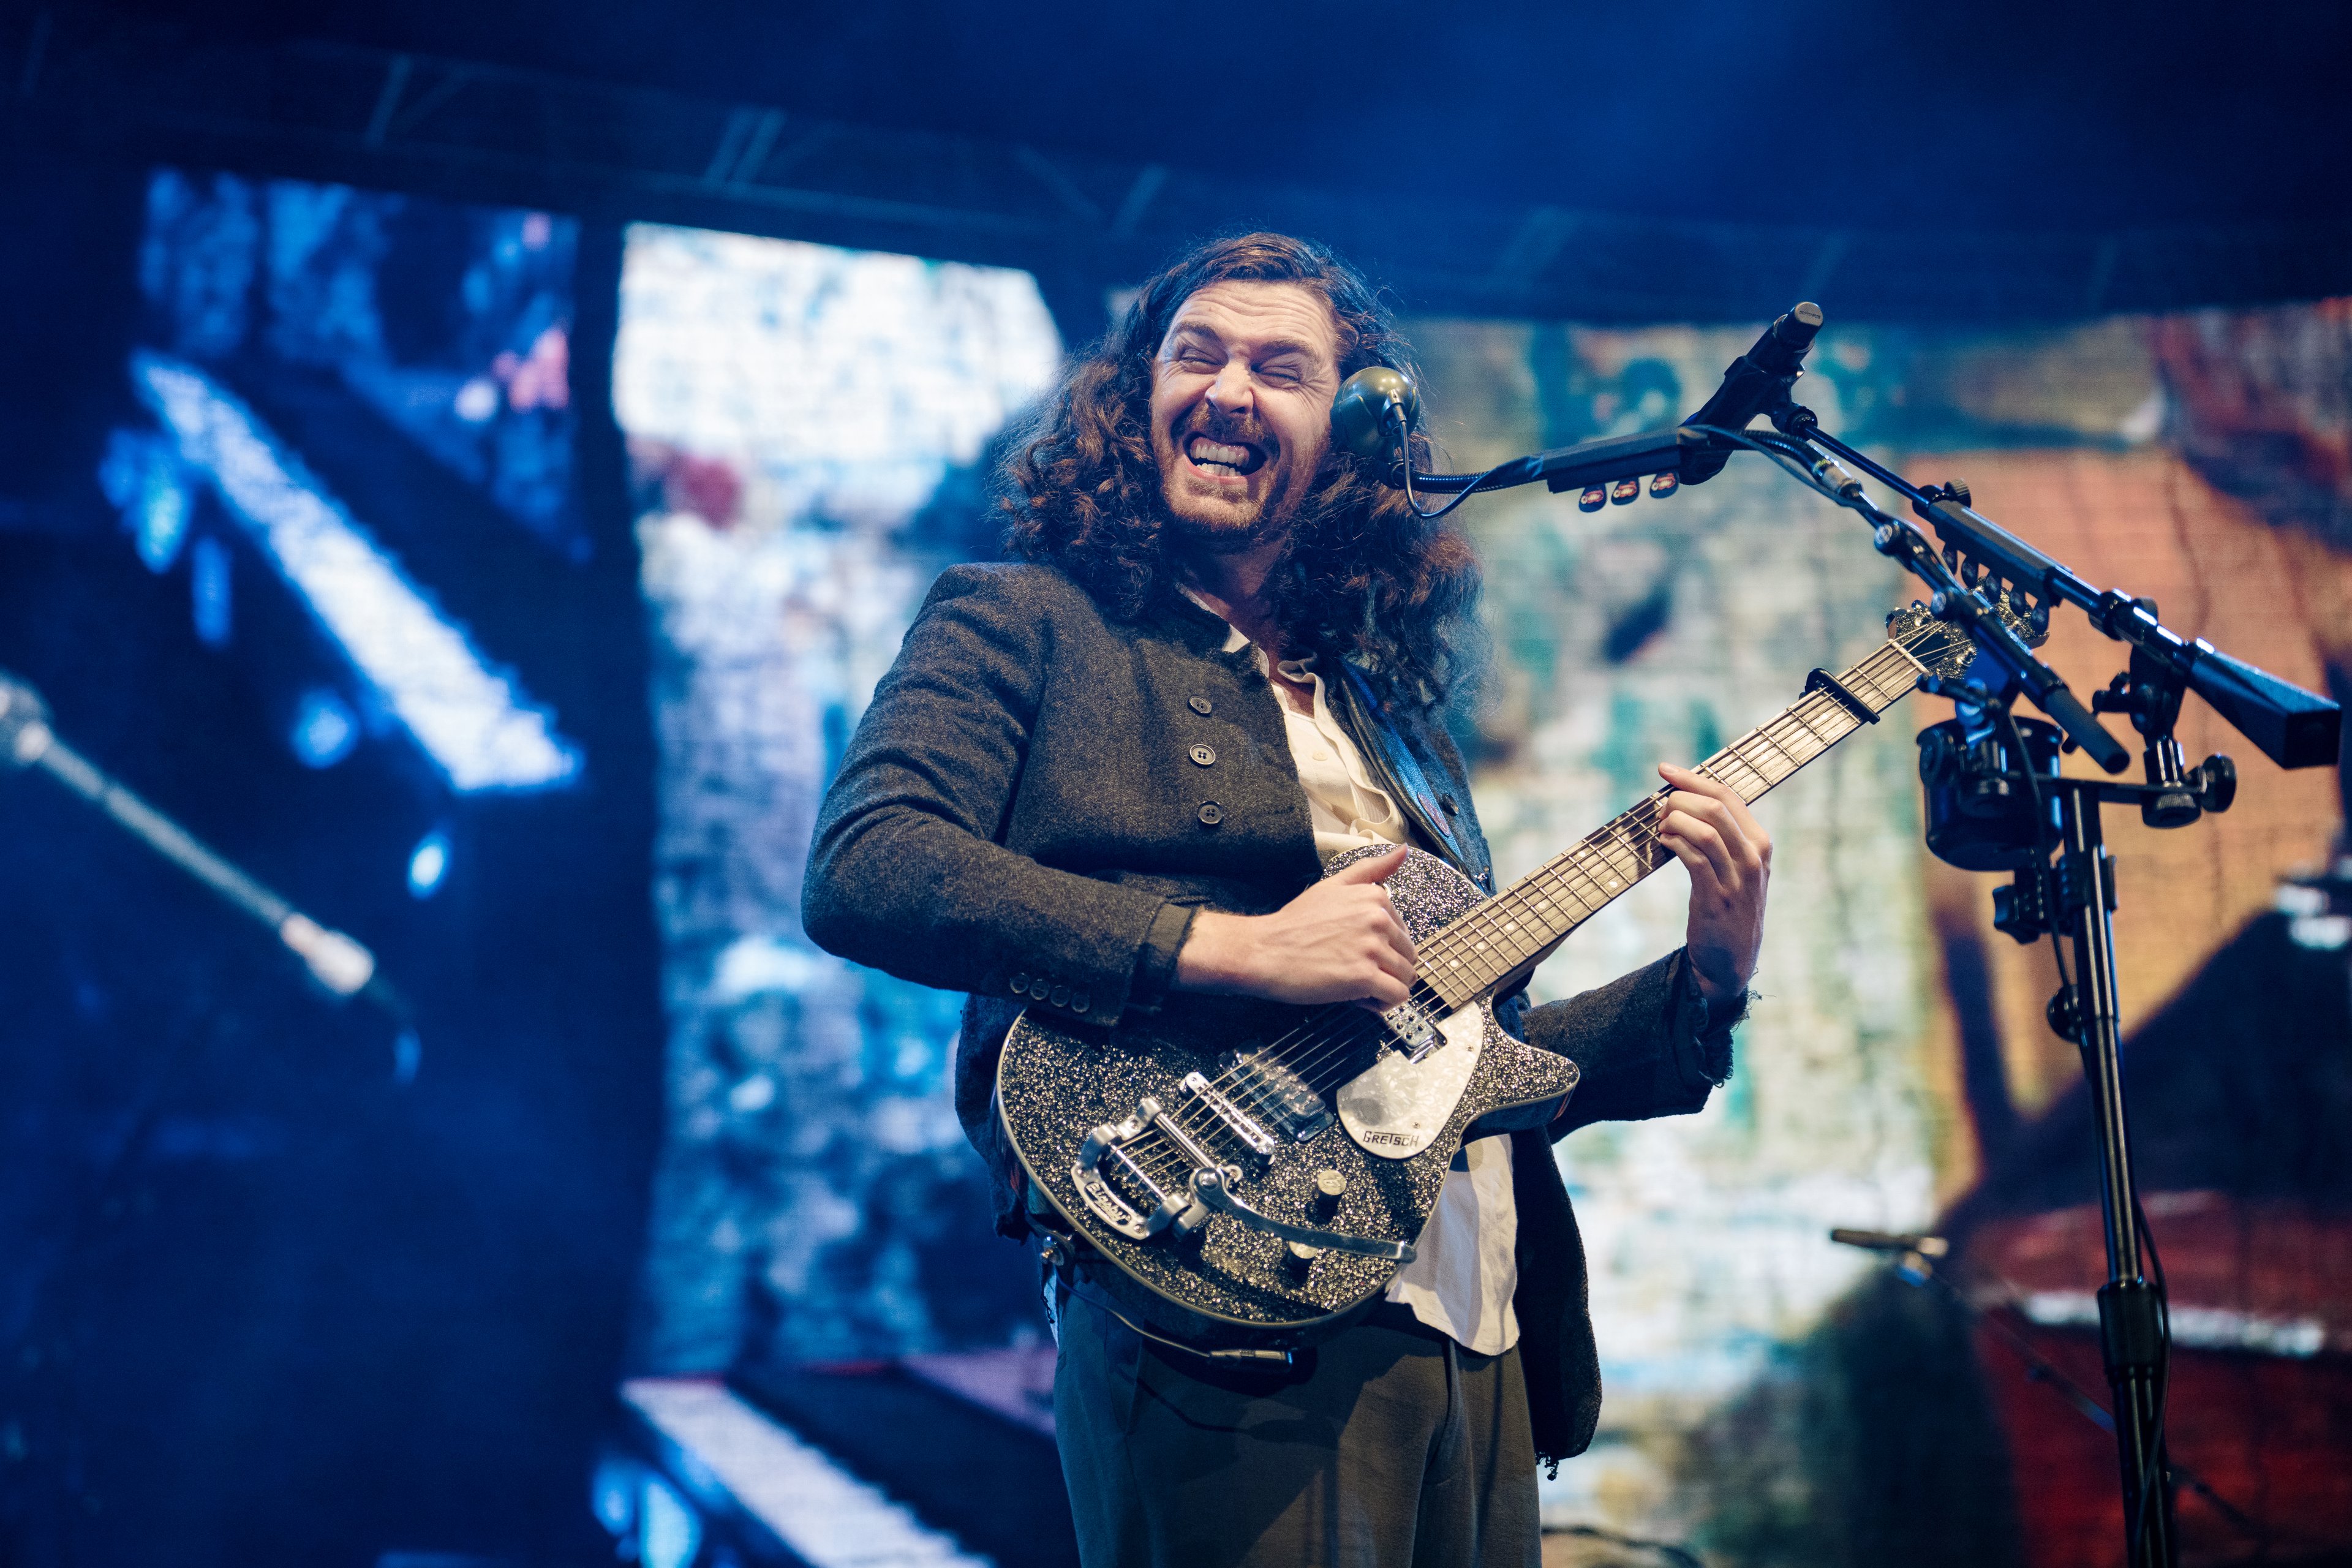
[1884,597,2036,685]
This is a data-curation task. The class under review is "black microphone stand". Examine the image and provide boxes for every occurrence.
[1749,396,2338,1568]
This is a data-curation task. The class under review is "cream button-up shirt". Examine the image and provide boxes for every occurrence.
[1189,595,1520,1356]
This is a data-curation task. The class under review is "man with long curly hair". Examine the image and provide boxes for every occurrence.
[805,233,1769,1566]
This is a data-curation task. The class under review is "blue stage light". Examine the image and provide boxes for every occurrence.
[130,351,581,792]
[190,535,232,647]
[406,829,451,898]
[99,428,194,571]
[638,1477,702,1568]
[290,687,360,767]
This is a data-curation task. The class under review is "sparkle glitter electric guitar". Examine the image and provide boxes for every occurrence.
[998,606,1979,1355]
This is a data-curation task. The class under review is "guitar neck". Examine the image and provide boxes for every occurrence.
[1416,631,1931,1009]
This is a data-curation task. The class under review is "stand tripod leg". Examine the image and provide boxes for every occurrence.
[2059,787,2178,1568]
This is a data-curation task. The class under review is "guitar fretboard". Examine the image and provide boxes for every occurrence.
[1415,631,1934,1009]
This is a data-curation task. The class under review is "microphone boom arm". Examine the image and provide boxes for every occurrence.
[1776,402,2340,771]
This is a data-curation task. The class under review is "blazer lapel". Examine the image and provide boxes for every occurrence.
[1330,662,1491,892]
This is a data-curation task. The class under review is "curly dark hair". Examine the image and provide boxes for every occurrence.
[1000,232,1481,707]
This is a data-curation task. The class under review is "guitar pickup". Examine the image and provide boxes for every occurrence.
[1180,1071,1275,1164]
[1227,1050,1336,1144]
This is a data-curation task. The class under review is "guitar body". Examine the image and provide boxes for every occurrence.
[997,845,1579,1353]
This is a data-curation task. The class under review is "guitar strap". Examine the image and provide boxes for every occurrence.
[1330,662,1491,894]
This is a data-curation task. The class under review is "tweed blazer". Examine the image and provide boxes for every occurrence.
[804,560,1733,1462]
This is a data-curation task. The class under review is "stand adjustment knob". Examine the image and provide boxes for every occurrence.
[2197,754,2237,814]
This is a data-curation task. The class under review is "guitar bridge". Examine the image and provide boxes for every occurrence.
[1381,996,1441,1061]
[1071,1096,1211,1242]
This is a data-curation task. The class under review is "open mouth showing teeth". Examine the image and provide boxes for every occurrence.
[1186,434,1266,478]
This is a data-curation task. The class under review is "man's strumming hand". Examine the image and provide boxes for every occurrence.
[1657,762,1771,1008]
[1175,845,1419,1009]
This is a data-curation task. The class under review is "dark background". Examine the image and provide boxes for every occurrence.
[0,149,662,1564]
[0,3,2345,1565]
[49,0,2352,231]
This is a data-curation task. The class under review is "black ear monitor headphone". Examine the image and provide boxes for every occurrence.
[1328,365,1420,463]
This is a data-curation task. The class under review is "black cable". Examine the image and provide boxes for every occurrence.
[1389,418,1826,523]
[1994,701,2076,1008]
[2127,1193,2174,1565]
[1393,408,1504,522]
[1686,423,1851,501]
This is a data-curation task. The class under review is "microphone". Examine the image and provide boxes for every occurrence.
[2,668,394,1008]
[1828,1227,1949,1257]
[1680,301,1824,484]
[1326,306,1825,511]
[1329,365,1421,464]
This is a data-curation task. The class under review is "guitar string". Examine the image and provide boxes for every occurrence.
[1089,641,1930,1199]
[1102,777,1709,1196]
[1102,750,1789,1192]
[1200,658,1902,1102]
[1104,658,1910,1193]
[1099,652,1924,1202]
[1098,657,1910,1194]
[1254,638,1922,1071]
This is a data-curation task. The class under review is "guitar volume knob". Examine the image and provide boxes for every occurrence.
[1312,1169,1346,1221]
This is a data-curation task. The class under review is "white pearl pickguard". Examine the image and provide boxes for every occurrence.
[1335,1001,1490,1159]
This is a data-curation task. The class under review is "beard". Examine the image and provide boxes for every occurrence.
[1155,409,1317,554]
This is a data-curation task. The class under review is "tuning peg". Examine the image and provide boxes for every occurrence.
[1578,487,1607,512]
[1609,478,1640,505]
[1648,472,1679,498]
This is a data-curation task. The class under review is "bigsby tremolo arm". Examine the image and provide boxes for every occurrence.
[1189,1168,1414,1261]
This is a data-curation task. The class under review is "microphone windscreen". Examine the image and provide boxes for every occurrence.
[1329,366,1420,461]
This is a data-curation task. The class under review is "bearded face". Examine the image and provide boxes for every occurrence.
[1147,280,1344,551]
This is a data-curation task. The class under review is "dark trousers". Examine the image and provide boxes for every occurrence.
[1052,1289,1542,1568]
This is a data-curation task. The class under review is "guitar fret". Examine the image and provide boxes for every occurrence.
[1415,622,1947,1006]
[1797,692,1857,742]
[1719,739,1774,797]
[1695,753,1748,799]
[1782,701,1833,751]
[1593,828,1648,886]
[1751,718,1807,772]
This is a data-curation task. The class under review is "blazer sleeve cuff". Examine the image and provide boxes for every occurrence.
[1127,901,1198,1015]
[1665,948,1744,1090]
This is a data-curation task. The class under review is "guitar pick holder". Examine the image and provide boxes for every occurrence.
[1357,341,2343,1568]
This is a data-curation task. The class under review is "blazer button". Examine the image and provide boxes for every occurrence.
[1188,695,1213,715]
[1189,744,1216,767]
[1030,977,1051,1000]
[1050,984,1069,1006]
[1009,973,1030,994]
[1069,991,1090,1014]
[1197,802,1223,826]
